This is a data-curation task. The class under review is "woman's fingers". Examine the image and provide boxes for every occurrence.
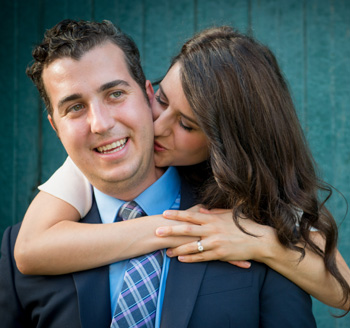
[158,211,266,265]
[199,208,231,215]
[167,243,251,268]
[228,260,251,268]
[187,205,205,212]
[156,222,206,237]
[176,253,251,269]
[174,250,251,268]
[163,210,207,225]
[167,240,205,257]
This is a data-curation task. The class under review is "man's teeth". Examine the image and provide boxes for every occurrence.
[97,138,127,154]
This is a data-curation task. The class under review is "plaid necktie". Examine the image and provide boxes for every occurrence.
[111,201,163,328]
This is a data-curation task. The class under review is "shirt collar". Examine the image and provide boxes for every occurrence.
[94,167,180,224]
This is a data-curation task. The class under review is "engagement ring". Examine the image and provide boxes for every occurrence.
[197,240,204,252]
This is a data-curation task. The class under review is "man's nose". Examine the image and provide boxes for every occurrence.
[89,103,115,134]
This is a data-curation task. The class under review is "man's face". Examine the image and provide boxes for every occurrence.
[43,42,159,199]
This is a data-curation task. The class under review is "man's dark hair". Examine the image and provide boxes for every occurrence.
[26,19,147,116]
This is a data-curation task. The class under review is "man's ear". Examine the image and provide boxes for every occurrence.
[48,114,58,136]
[145,80,154,105]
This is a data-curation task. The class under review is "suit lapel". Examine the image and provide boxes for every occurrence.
[160,177,208,327]
[72,200,111,328]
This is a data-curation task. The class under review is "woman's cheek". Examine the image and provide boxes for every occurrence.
[151,99,162,121]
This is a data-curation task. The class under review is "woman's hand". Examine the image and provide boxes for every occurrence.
[156,207,275,267]
[157,207,350,310]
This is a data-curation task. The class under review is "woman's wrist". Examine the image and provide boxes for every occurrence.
[251,224,281,264]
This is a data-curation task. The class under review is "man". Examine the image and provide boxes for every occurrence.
[0,19,316,327]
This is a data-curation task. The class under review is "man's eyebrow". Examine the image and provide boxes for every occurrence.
[98,79,130,92]
[57,80,131,110]
[58,94,82,109]
[159,83,199,126]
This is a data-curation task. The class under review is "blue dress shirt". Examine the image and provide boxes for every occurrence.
[94,167,181,327]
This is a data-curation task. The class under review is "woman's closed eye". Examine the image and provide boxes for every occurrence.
[179,118,194,131]
[155,95,168,107]
[155,90,195,132]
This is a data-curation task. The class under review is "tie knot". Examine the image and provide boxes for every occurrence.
[117,201,146,221]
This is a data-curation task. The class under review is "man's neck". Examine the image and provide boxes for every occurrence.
[95,166,165,201]
[94,166,181,224]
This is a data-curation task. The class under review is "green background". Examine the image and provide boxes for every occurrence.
[0,0,349,326]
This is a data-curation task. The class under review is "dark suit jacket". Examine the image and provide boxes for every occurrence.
[0,178,316,327]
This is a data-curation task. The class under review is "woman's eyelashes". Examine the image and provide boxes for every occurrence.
[155,94,167,107]
[155,94,194,132]
[179,119,193,131]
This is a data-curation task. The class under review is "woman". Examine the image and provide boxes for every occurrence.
[15,26,350,311]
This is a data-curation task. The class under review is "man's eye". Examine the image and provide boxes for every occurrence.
[69,104,84,113]
[111,91,123,98]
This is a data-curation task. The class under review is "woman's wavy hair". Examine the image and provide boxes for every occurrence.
[26,19,147,116]
[173,26,349,311]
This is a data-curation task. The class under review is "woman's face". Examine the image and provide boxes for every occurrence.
[152,63,209,167]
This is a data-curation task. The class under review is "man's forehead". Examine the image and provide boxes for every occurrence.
[42,42,134,92]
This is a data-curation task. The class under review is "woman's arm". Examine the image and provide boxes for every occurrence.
[14,191,196,275]
[15,156,197,275]
[262,231,350,310]
[157,209,350,310]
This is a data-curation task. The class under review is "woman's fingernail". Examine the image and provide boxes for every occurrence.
[163,211,171,217]
[178,256,185,261]
[167,249,173,256]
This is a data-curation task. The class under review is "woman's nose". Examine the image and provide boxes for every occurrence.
[153,110,173,138]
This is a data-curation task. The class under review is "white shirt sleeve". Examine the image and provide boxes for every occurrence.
[38,157,93,218]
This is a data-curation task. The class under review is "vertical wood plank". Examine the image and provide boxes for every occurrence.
[14,0,43,227]
[68,0,94,20]
[143,0,195,82]
[331,0,350,256]
[305,1,350,325]
[305,0,350,328]
[305,0,334,187]
[93,0,120,21]
[250,0,305,125]
[0,0,17,238]
[196,0,250,33]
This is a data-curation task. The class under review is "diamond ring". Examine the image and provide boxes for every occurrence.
[197,240,204,252]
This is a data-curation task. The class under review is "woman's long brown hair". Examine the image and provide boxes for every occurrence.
[174,26,349,312]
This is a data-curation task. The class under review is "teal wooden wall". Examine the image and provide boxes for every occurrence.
[0,0,349,326]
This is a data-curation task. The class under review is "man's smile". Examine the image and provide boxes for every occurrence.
[95,138,128,154]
